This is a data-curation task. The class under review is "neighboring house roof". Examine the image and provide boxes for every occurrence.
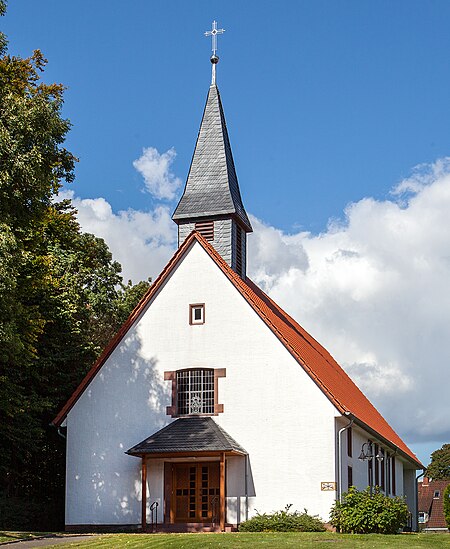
[126,417,247,456]
[172,85,252,232]
[418,478,450,529]
[52,231,422,468]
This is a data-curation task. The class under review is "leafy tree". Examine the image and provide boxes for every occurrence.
[0,1,6,54]
[330,487,409,534]
[0,3,150,527]
[444,484,450,529]
[0,25,75,493]
[426,444,450,480]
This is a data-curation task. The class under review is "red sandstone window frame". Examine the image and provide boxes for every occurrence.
[164,367,226,417]
[189,303,205,325]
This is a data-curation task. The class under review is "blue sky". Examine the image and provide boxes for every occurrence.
[5,1,450,232]
[4,1,450,466]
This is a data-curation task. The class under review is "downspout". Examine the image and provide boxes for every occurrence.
[415,469,425,532]
[337,413,354,502]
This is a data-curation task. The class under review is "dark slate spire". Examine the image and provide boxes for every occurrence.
[172,84,252,232]
[172,23,251,278]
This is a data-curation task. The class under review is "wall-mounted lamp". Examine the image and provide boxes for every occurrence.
[358,441,374,461]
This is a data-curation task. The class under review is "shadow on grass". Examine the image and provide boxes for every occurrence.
[0,531,65,544]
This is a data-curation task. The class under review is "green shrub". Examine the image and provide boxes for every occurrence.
[239,505,325,532]
[444,483,450,529]
[330,486,409,534]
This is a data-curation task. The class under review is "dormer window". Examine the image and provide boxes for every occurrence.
[190,304,205,325]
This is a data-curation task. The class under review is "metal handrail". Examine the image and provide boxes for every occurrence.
[150,501,159,533]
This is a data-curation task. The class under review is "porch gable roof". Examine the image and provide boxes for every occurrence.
[126,417,247,456]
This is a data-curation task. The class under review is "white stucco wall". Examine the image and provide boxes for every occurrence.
[402,467,417,527]
[65,241,348,525]
[337,425,379,493]
[336,419,418,525]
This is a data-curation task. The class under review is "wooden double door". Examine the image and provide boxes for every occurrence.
[172,462,220,523]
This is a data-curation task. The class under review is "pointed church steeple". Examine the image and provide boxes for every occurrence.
[172,22,252,278]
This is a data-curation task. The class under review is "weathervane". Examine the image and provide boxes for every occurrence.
[204,20,225,86]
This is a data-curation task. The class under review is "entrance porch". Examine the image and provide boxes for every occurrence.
[126,417,247,532]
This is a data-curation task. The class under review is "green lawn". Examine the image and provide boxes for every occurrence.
[44,532,450,549]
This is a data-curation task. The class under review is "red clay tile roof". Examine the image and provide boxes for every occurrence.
[52,232,422,467]
[418,479,450,528]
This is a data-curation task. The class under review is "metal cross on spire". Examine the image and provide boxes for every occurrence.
[205,20,225,56]
[204,20,225,86]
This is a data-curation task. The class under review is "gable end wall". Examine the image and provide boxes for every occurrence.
[65,241,345,526]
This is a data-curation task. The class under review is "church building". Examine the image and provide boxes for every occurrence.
[52,23,422,532]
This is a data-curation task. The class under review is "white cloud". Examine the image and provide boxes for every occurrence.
[133,147,182,200]
[60,190,177,284]
[63,157,450,449]
[247,159,450,445]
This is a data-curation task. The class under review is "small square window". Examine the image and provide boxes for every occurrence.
[434,490,440,498]
[190,304,205,325]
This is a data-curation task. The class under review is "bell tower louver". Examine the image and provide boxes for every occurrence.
[172,22,252,278]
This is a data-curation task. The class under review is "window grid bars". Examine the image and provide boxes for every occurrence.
[177,369,214,415]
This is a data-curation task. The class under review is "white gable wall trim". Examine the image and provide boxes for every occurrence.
[61,240,420,529]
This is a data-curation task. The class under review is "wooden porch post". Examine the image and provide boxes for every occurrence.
[220,452,225,531]
[141,456,147,532]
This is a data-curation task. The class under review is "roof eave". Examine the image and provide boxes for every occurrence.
[51,232,201,427]
[126,449,247,458]
[173,211,252,232]
[346,414,423,469]
[52,231,419,471]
